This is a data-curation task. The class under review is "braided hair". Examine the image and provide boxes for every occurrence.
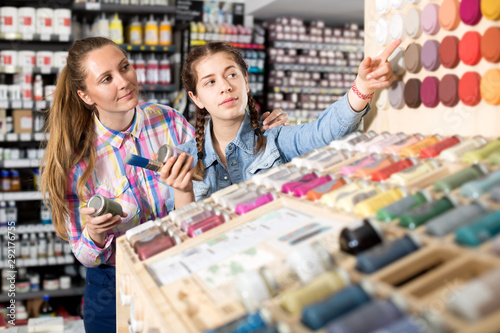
[182,42,266,178]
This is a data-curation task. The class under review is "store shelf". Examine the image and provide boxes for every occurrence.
[119,44,176,52]
[190,40,265,50]
[72,3,176,14]
[272,63,358,73]
[270,40,364,52]
[271,86,348,95]
[0,133,48,142]
[139,84,177,92]
[0,191,43,201]
[0,100,50,111]
[0,33,71,43]
[0,159,40,168]
[0,255,74,269]
[0,224,54,235]
[0,285,85,302]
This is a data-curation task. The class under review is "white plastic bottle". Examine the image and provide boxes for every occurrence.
[159,15,172,45]
[144,15,158,45]
[128,16,142,45]
[6,201,17,226]
[33,75,43,101]
[159,55,171,85]
[109,13,124,44]
[146,54,159,85]
[135,54,146,85]
[97,13,109,38]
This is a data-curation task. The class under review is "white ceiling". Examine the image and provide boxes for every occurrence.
[245,0,365,26]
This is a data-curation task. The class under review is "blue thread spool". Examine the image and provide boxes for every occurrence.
[326,296,406,333]
[203,311,267,333]
[355,234,421,274]
[301,282,373,330]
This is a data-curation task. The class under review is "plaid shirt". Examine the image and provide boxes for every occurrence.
[65,103,194,267]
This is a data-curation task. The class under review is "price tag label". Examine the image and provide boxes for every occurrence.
[85,3,101,10]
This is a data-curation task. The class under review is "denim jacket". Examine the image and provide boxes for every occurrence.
[177,93,370,201]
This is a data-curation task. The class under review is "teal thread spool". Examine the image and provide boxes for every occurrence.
[455,210,500,247]
[460,169,500,198]
[425,202,489,237]
[87,194,123,217]
[433,164,488,193]
[399,196,456,229]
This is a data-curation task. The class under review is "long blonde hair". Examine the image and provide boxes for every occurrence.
[181,42,266,178]
[40,37,125,240]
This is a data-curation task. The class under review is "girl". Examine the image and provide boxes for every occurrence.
[39,37,287,332]
[161,40,401,203]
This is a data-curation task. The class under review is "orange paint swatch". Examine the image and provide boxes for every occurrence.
[481,69,500,105]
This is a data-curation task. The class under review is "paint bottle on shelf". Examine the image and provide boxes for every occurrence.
[159,55,171,85]
[109,13,124,44]
[33,75,43,101]
[128,16,142,45]
[146,54,159,85]
[159,15,172,45]
[135,54,146,85]
[144,15,158,45]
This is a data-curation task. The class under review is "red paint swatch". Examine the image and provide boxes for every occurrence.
[459,72,482,106]
[481,27,500,63]
[459,31,482,66]
[439,36,460,68]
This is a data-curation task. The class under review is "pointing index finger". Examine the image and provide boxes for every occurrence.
[378,39,402,62]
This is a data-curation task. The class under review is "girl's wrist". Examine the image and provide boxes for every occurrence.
[352,77,374,100]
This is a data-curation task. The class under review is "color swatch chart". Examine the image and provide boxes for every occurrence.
[365,0,500,138]
[117,130,500,333]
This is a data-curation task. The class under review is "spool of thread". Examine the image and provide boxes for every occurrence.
[306,177,348,201]
[326,297,406,333]
[462,139,500,163]
[339,219,385,255]
[301,282,373,330]
[355,234,421,274]
[460,169,500,198]
[426,202,489,237]
[399,196,456,229]
[376,191,431,222]
[419,135,461,158]
[434,164,488,193]
[447,268,500,321]
[455,210,500,246]
[280,269,350,314]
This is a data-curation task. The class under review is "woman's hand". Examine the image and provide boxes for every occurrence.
[355,39,402,95]
[81,207,127,248]
[157,153,195,193]
[260,108,290,131]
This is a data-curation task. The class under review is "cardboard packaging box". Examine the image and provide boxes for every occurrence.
[13,109,32,133]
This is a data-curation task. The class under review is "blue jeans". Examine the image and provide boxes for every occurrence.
[83,265,116,333]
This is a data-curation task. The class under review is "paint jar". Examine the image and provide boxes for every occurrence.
[439,136,488,162]
[36,8,54,36]
[399,196,457,229]
[0,50,18,68]
[17,51,35,70]
[53,51,68,70]
[36,51,53,71]
[340,219,385,255]
[286,242,335,285]
[326,296,407,332]
[355,234,421,274]
[54,9,71,36]
[301,282,373,330]
[280,269,350,314]
[0,7,18,34]
[353,188,406,218]
[447,268,500,321]
[426,202,489,237]
[433,164,488,193]
[87,194,123,217]
[17,7,36,37]
[462,139,500,164]
[455,210,500,247]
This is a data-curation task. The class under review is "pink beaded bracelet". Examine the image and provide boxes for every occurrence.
[352,80,374,100]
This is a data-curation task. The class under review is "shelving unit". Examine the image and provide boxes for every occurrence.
[0,286,85,303]
[72,2,175,15]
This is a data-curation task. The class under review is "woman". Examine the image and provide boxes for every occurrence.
[39,37,287,332]
[162,40,400,203]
